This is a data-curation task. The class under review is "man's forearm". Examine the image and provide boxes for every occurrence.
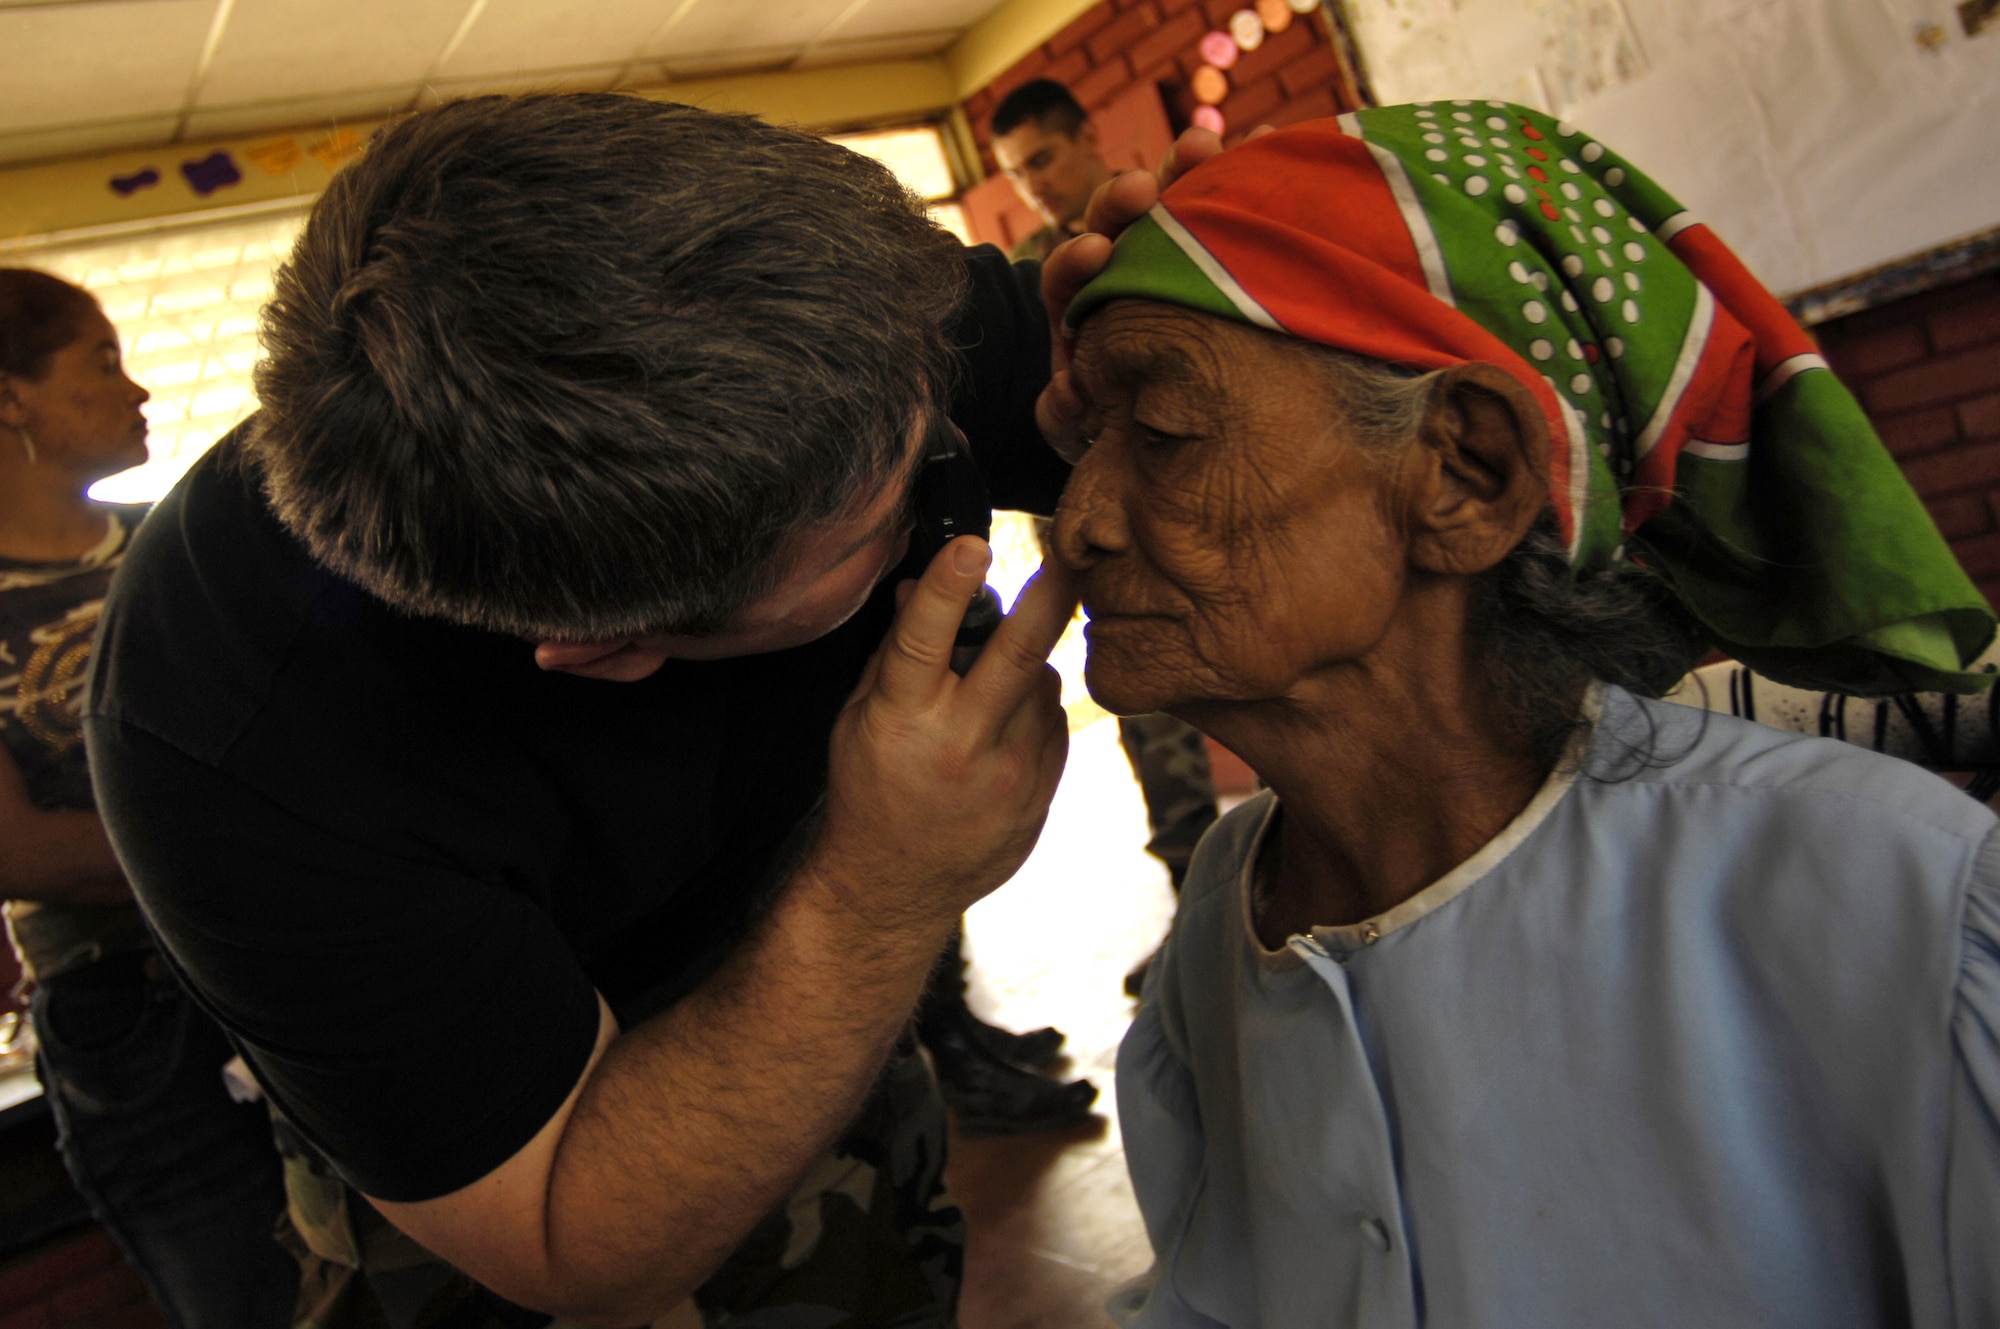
[538,859,950,1321]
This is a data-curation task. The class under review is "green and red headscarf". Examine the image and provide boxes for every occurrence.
[1067,103,1994,694]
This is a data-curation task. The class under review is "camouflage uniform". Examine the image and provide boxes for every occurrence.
[280,1044,962,1329]
[1115,713,1219,891]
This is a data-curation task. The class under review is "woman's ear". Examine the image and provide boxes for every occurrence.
[0,373,27,432]
[1402,362,1550,576]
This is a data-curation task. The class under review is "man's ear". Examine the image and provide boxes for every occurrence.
[1402,362,1550,577]
[533,638,671,682]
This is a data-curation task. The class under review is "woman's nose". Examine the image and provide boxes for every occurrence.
[1051,450,1129,571]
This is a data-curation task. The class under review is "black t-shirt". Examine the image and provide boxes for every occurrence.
[83,247,1065,1202]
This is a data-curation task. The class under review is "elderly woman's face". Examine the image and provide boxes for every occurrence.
[1053,302,1410,716]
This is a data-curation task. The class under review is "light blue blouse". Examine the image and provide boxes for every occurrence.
[1114,687,2000,1329]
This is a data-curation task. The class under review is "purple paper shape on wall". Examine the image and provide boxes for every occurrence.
[109,168,161,197]
[180,150,242,196]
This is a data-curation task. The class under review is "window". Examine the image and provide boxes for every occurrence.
[829,123,975,245]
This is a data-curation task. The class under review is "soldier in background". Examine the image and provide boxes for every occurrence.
[996,82,1222,997]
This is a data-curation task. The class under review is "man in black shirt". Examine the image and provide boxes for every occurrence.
[85,95,1104,1326]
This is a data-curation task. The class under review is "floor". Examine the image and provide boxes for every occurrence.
[941,590,1180,1329]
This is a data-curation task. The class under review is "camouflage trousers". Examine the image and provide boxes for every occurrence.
[1116,713,1219,889]
[279,1044,963,1329]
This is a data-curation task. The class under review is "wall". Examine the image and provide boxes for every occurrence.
[1818,272,2000,610]
[1343,0,2000,298]
[960,0,1363,177]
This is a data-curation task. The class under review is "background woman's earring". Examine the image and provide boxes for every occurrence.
[18,429,35,465]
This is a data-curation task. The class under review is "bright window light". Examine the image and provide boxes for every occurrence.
[829,125,958,201]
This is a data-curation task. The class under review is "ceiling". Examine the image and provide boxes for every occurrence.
[0,0,1012,167]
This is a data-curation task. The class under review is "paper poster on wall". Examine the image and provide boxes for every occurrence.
[1346,0,1647,113]
[1342,0,2000,293]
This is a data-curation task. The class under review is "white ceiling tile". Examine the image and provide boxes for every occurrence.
[826,0,998,42]
[434,0,666,79]
[639,0,851,59]
[0,1,214,133]
[0,116,181,171]
[647,44,806,77]
[195,0,469,106]
[180,86,418,140]
[790,31,956,68]
[417,63,625,103]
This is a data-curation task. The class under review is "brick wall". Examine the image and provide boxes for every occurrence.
[1816,272,2000,609]
[960,0,1361,175]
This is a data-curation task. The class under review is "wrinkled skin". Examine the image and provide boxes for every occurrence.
[1051,301,1561,937]
[1050,304,1412,717]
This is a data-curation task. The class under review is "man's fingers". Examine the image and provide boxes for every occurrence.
[1035,369,1089,464]
[871,537,990,708]
[1158,126,1224,191]
[1082,169,1161,240]
[961,561,1080,715]
[1042,234,1113,330]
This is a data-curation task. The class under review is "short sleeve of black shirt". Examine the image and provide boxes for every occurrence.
[85,243,1065,1203]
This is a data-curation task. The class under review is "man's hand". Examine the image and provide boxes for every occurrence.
[1036,125,1278,460]
[807,535,1077,937]
[371,537,1078,1327]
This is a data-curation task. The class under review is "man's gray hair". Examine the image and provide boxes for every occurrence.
[251,93,966,640]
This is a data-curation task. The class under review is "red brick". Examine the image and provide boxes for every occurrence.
[1277,43,1342,98]
[984,47,1055,109]
[1963,392,2000,440]
[1047,2,1119,58]
[1822,321,1927,381]
[1261,86,1339,130]
[1200,0,1239,25]
[1072,54,1136,109]
[1865,346,2000,415]
[1177,46,1211,77]
[1902,439,2000,497]
[1126,8,1207,73]
[1086,2,1162,65]
[0,1233,121,1315]
[1043,46,1091,91]
[1225,19,1316,88]
[1977,576,2000,611]
[1877,407,1961,456]
[1116,0,1151,9]
[1951,530,2000,580]
[1930,493,1993,540]
[1133,56,1187,93]
[49,1263,146,1323]
[1932,293,2000,353]
[1219,73,1286,132]
[1159,0,1205,13]
[963,88,996,128]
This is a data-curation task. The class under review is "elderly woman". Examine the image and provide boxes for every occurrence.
[1050,108,2000,1326]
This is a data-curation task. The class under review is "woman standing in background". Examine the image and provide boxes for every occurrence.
[0,268,295,1328]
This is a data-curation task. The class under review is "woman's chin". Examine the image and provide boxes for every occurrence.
[1082,658,1174,718]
